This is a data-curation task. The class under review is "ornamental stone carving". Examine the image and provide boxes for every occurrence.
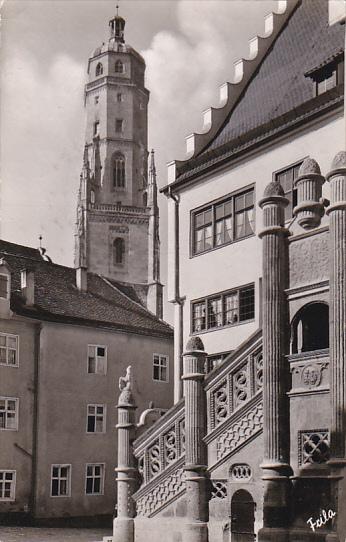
[211,480,227,499]
[301,363,323,387]
[216,401,263,460]
[136,467,185,517]
[298,429,330,466]
[230,463,252,481]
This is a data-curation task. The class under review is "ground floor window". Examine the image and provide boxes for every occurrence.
[85,463,105,495]
[0,470,16,501]
[51,464,71,497]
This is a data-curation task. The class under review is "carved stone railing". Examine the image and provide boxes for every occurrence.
[134,399,185,485]
[205,330,263,433]
[91,203,149,215]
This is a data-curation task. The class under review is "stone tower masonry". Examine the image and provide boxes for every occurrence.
[74,9,163,317]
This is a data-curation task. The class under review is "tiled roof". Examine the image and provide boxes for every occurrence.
[0,241,172,338]
[173,0,344,185]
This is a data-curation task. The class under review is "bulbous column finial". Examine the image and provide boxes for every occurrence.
[293,157,325,229]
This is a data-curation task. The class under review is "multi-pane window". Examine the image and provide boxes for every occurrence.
[0,333,18,366]
[0,275,8,299]
[51,465,71,497]
[87,345,107,375]
[0,471,16,501]
[192,188,255,255]
[0,397,18,430]
[275,162,302,221]
[153,354,169,382]
[192,284,255,333]
[115,119,123,133]
[85,463,105,495]
[113,154,125,188]
[87,404,106,433]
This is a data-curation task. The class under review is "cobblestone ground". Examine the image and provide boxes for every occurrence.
[0,527,111,542]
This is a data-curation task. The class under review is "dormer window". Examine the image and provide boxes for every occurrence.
[115,60,124,74]
[95,63,103,77]
[305,53,344,97]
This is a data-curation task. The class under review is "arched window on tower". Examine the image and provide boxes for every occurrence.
[291,302,329,354]
[113,154,125,188]
[96,62,103,76]
[143,192,148,207]
[115,60,124,74]
[113,238,125,265]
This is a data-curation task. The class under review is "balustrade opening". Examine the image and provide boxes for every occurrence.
[291,302,329,354]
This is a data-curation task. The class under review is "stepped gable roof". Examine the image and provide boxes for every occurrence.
[0,240,172,338]
[172,0,344,187]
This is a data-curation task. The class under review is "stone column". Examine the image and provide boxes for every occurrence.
[113,366,137,542]
[182,336,208,542]
[258,181,291,542]
[325,151,346,542]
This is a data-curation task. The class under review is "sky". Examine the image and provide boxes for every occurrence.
[0,0,277,319]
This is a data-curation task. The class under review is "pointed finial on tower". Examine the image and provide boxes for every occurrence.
[116,4,119,16]
[38,235,43,250]
[149,149,156,184]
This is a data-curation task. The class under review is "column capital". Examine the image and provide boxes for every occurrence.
[325,150,346,182]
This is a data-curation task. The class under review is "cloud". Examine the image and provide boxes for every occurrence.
[1,47,85,262]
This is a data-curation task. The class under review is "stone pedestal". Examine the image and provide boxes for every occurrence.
[113,366,137,542]
[258,181,291,542]
[182,337,208,542]
[325,151,346,542]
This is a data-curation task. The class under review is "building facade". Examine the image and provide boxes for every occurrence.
[0,10,173,524]
[109,1,346,541]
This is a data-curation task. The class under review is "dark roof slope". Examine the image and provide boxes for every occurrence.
[0,240,44,261]
[0,242,172,338]
[174,0,344,185]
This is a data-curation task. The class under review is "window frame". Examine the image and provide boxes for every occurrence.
[115,60,124,74]
[191,283,255,335]
[87,345,107,375]
[0,396,19,431]
[85,463,105,496]
[95,62,103,77]
[115,118,124,133]
[152,354,169,383]
[93,121,100,137]
[190,184,255,257]
[50,464,72,498]
[272,158,306,222]
[86,403,106,434]
[113,237,125,266]
[0,332,19,367]
[113,154,126,189]
[0,274,9,300]
[0,470,16,501]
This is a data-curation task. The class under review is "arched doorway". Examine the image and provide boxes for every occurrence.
[231,489,255,541]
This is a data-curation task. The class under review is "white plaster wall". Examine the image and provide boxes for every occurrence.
[172,112,344,357]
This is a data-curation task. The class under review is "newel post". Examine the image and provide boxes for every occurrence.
[113,366,137,542]
[182,336,209,542]
[258,180,292,542]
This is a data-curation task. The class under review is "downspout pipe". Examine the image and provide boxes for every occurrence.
[167,186,185,402]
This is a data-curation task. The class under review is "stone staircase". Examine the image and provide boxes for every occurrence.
[132,330,263,518]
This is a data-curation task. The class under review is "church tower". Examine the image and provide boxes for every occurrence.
[75,9,163,318]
